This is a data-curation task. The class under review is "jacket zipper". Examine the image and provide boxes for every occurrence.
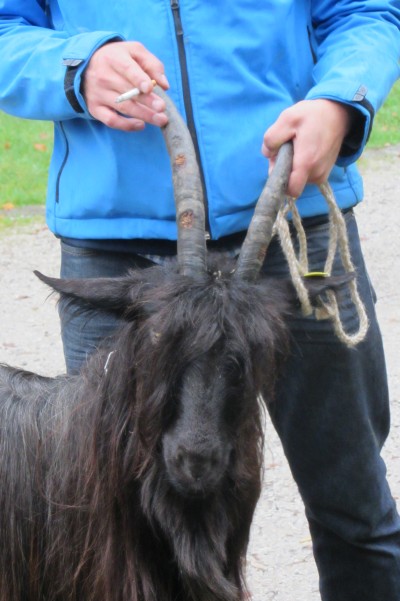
[55,121,69,203]
[170,0,211,238]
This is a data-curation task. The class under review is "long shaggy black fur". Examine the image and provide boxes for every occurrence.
[0,261,349,601]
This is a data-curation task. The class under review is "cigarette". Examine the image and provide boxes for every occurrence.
[115,79,157,104]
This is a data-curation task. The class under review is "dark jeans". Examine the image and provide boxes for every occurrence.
[59,246,153,374]
[261,212,400,600]
[59,212,400,599]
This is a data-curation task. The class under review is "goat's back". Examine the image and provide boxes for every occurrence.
[0,364,83,600]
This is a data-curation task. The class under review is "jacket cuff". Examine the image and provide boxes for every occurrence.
[62,33,124,115]
[305,85,375,166]
[63,59,85,113]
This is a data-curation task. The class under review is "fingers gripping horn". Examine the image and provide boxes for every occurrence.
[155,86,207,277]
[234,142,294,282]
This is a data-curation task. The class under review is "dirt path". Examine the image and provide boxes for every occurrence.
[0,146,399,600]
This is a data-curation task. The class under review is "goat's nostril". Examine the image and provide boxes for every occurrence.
[175,450,184,467]
[210,451,219,467]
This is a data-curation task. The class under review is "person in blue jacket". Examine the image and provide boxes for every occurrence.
[0,2,400,599]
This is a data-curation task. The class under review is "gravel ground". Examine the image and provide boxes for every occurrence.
[0,146,399,600]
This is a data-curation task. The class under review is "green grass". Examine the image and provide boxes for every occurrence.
[368,80,400,148]
[0,79,399,222]
[0,114,52,209]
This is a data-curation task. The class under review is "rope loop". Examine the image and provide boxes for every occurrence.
[273,183,369,347]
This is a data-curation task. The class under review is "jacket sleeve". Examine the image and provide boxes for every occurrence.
[307,0,400,165]
[0,1,122,120]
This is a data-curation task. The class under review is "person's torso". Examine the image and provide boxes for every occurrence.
[45,0,363,241]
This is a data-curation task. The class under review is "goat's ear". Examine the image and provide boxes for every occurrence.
[34,271,139,316]
[303,272,354,303]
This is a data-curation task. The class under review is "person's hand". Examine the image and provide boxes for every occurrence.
[261,99,353,198]
[81,41,170,131]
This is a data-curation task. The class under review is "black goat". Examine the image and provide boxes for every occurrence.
[0,89,350,601]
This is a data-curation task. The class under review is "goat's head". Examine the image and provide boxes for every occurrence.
[36,265,348,502]
[35,89,351,503]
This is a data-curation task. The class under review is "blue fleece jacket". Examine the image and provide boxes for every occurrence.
[0,1,399,241]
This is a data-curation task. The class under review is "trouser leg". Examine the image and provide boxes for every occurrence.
[263,212,400,600]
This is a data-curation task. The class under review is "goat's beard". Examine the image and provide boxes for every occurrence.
[140,457,255,601]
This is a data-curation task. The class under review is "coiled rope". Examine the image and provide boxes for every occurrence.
[274,182,369,347]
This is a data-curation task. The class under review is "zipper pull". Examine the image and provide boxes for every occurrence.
[170,0,183,36]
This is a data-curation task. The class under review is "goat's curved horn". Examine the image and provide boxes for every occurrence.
[155,86,207,277]
[233,141,294,282]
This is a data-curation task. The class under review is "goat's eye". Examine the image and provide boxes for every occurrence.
[222,361,246,422]
[224,358,245,385]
